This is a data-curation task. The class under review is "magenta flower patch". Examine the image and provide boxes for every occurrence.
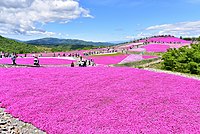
[87,54,129,65]
[0,67,200,133]
[143,44,170,52]
[0,57,75,65]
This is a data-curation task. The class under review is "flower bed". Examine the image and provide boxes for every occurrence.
[129,48,146,52]
[141,37,191,44]
[0,57,75,65]
[87,54,129,65]
[143,44,170,52]
[142,55,158,59]
[0,67,200,133]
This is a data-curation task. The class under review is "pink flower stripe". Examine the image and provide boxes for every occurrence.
[129,48,146,52]
[120,54,158,64]
[0,67,200,133]
[87,54,129,65]
[142,55,158,59]
[0,58,75,65]
[18,49,107,57]
[140,37,191,44]
[142,44,170,52]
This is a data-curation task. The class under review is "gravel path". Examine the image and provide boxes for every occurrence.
[0,105,46,134]
[144,68,200,80]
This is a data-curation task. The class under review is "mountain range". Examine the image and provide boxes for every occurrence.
[25,38,114,46]
[1,35,118,53]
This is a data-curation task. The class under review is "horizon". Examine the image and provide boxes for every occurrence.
[4,34,193,44]
[0,0,200,42]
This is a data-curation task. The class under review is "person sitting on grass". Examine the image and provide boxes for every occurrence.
[34,57,40,66]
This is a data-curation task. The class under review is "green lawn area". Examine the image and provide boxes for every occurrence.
[128,51,164,56]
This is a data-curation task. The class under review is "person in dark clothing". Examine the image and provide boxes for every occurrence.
[11,54,17,65]
[80,56,83,61]
[34,57,40,66]
[88,60,91,66]
[83,60,87,67]
[71,62,75,67]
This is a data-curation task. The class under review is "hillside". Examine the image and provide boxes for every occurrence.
[0,35,39,54]
[26,38,114,46]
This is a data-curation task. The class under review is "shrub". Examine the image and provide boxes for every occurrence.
[162,43,200,75]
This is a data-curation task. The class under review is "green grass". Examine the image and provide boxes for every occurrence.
[147,62,200,77]
[147,62,163,69]
[128,51,164,56]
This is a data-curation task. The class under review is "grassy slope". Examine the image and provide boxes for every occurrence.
[0,35,40,54]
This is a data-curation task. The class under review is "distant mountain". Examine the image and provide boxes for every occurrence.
[25,38,114,46]
[0,35,39,54]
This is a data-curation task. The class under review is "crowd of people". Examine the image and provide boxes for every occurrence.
[0,46,119,67]
[83,49,118,56]
[71,57,96,67]
[0,52,15,58]
[0,52,97,67]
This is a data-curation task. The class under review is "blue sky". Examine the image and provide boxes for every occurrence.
[1,0,200,42]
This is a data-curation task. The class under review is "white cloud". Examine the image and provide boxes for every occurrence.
[146,20,200,37]
[0,0,34,8]
[0,0,92,36]
[126,32,154,40]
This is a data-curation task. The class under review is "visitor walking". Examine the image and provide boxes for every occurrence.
[11,54,17,65]
[80,56,83,61]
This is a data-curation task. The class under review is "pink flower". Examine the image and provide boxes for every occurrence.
[0,67,200,133]
[143,44,170,52]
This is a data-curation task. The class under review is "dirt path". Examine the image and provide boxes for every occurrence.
[140,59,162,68]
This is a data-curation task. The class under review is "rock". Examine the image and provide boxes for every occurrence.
[1,127,8,131]
[0,108,46,133]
